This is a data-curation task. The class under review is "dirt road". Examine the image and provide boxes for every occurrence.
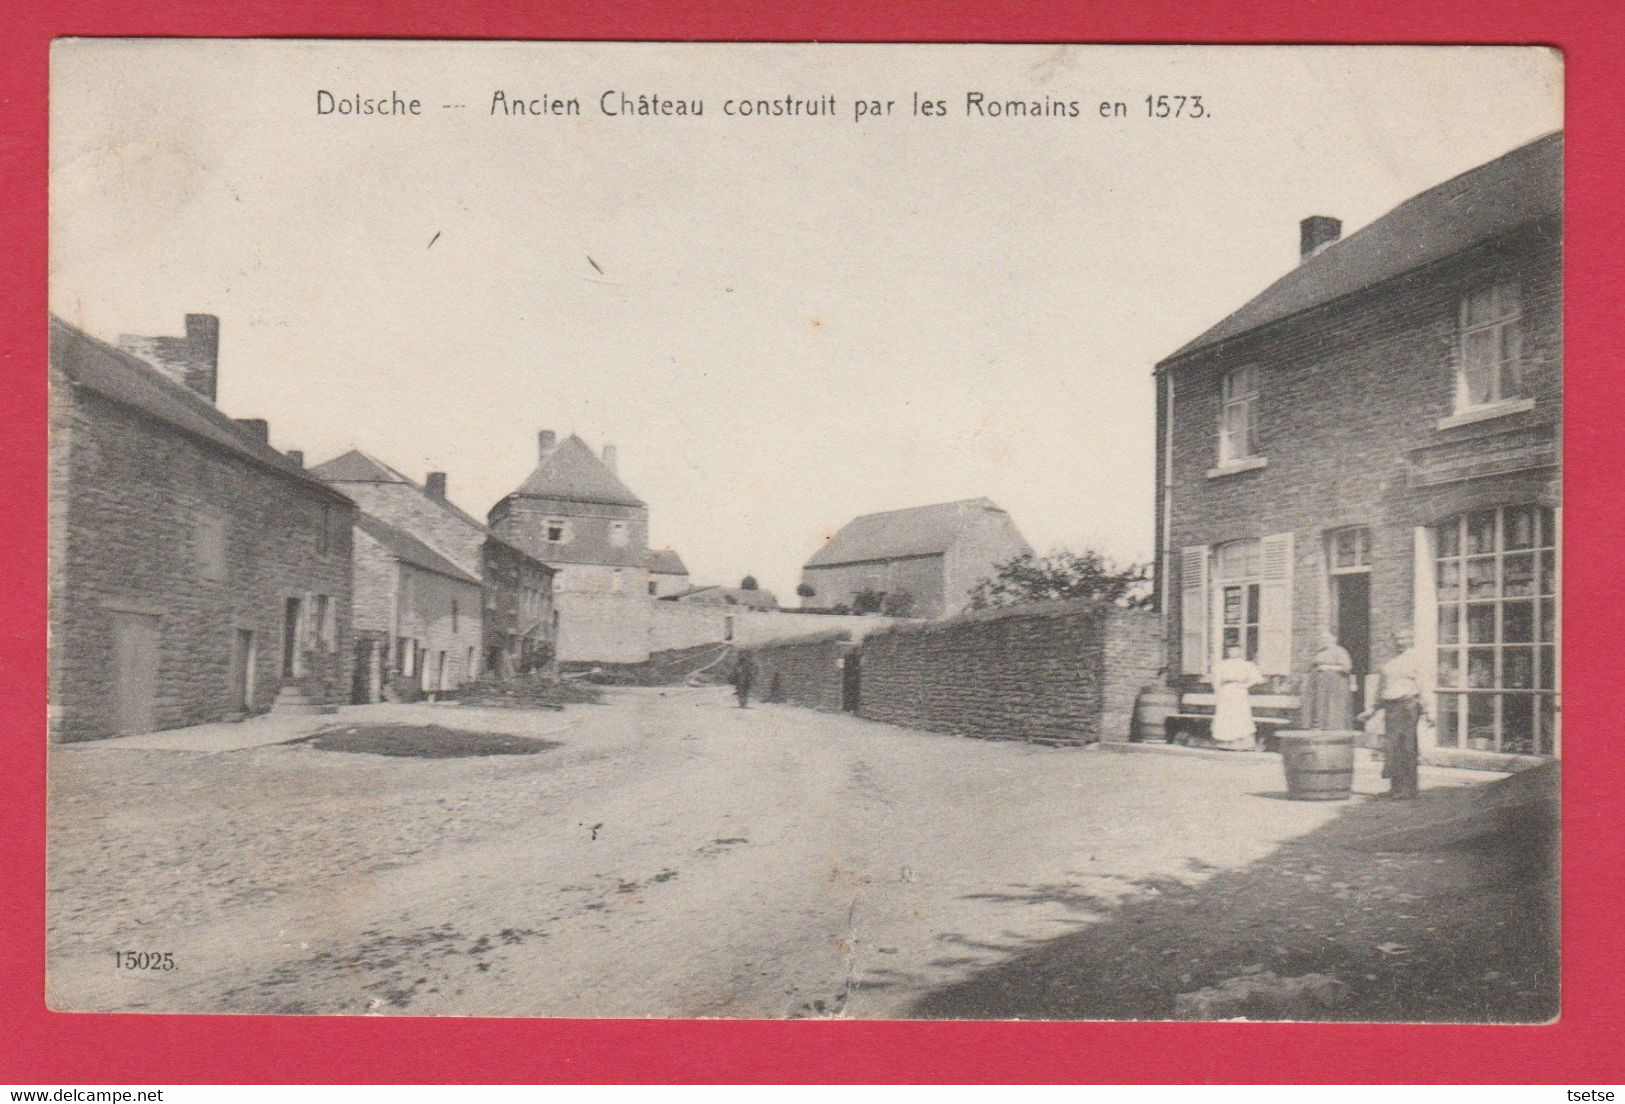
[47,687,1543,1019]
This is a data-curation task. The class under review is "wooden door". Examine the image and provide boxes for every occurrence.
[110,611,160,735]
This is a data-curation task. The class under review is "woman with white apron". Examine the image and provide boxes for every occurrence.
[1212,644,1265,750]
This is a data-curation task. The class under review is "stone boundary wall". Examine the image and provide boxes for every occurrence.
[744,631,852,713]
[857,600,1161,745]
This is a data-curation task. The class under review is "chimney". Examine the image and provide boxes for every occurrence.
[602,444,618,475]
[425,471,448,499]
[183,313,220,401]
[538,429,557,460]
[116,312,220,403]
[285,449,304,468]
[1299,216,1342,262]
[234,418,269,444]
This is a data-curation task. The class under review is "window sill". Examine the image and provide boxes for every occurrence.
[1436,397,1535,431]
[1207,456,1268,480]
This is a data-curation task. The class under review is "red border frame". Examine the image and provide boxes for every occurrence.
[5,0,1622,1084]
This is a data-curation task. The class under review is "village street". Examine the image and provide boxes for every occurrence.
[47,688,1555,1021]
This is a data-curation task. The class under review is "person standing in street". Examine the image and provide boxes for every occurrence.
[1369,628,1425,799]
[733,651,756,709]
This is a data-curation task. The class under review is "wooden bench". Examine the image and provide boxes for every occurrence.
[1164,691,1302,751]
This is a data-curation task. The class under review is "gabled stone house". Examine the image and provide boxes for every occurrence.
[801,498,1033,619]
[49,315,355,740]
[310,450,556,684]
[488,431,654,662]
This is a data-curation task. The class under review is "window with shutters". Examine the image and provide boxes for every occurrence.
[1457,281,1523,411]
[1434,505,1557,755]
[1213,539,1262,662]
[1219,365,1260,463]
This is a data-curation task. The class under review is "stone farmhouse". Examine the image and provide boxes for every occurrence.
[488,431,654,663]
[311,450,556,686]
[644,548,691,597]
[349,512,483,702]
[49,315,355,741]
[801,498,1034,619]
[1154,131,1561,768]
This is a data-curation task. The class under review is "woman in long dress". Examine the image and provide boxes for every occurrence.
[1306,630,1355,730]
[1212,644,1265,750]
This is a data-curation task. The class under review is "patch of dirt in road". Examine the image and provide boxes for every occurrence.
[300,724,563,758]
[907,769,1559,1022]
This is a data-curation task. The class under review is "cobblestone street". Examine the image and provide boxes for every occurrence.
[47,687,1553,1020]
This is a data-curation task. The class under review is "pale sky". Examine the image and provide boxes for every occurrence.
[50,42,1561,600]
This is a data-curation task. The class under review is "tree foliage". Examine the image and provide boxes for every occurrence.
[852,587,886,615]
[881,590,916,617]
[795,582,817,599]
[740,574,760,590]
[967,549,1152,610]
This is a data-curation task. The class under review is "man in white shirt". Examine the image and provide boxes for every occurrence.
[1376,628,1425,799]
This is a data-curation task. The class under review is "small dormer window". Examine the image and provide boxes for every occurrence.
[544,518,570,543]
[1219,365,1260,463]
[1458,280,1523,410]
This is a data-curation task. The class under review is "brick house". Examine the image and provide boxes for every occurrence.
[350,513,483,702]
[49,315,355,741]
[310,450,556,683]
[1153,132,1561,767]
[801,498,1034,619]
[488,431,653,663]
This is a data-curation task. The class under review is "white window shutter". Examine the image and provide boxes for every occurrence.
[1179,545,1209,675]
[1257,532,1295,675]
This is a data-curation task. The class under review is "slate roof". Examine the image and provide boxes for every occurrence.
[354,512,481,585]
[49,316,350,503]
[509,434,645,508]
[646,548,690,575]
[313,448,553,572]
[1161,131,1563,365]
[805,498,1010,568]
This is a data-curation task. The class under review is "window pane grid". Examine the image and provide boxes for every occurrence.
[1434,507,1556,754]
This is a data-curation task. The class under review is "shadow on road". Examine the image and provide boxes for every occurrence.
[905,766,1559,1022]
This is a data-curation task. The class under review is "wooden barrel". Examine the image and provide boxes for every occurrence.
[1132,685,1179,743]
[1277,730,1357,800]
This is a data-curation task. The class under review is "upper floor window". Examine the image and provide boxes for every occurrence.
[1219,365,1260,463]
[609,520,629,547]
[1459,280,1523,410]
[195,511,228,581]
[544,518,570,543]
[451,600,459,633]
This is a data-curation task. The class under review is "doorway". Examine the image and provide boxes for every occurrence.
[282,597,302,680]
[1333,573,1371,681]
[230,629,255,715]
[110,611,160,735]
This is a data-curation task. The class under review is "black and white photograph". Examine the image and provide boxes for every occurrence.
[46,41,1561,1022]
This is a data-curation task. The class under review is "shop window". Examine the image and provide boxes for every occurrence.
[1435,505,1557,755]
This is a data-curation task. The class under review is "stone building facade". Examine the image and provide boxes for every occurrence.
[49,316,355,741]
[488,431,653,663]
[801,498,1033,618]
[1154,132,1562,767]
[311,451,555,680]
[350,513,483,701]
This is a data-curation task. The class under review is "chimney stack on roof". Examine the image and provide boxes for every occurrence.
[117,312,221,402]
[425,471,448,499]
[233,418,269,445]
[1299,215,1342,262]
[602,444,618,475]
[538,429,557,461]
[285,450,304,468]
